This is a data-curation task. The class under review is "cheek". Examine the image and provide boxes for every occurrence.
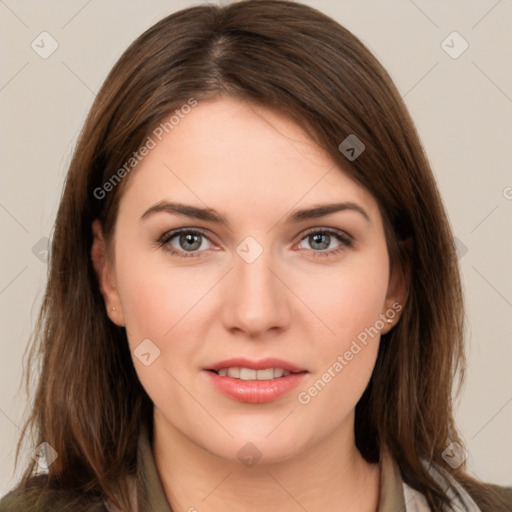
[293,249,389,405]
[113,245,207,411]
[296,251,390,348]
[115,240,215,345]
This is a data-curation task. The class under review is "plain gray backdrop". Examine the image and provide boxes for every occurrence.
[1,0,511,495]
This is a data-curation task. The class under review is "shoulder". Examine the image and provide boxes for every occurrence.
[470,483,512,512]
[483,484,512,511]
[0,476,108,512]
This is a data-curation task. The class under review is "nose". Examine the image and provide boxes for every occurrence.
[220,244,290,338]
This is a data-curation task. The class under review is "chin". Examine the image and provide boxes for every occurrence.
[198,428,307,467]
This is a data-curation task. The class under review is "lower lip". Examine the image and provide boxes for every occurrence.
[203,370,307,404]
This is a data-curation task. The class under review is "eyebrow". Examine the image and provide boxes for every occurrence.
[140,201,370,224]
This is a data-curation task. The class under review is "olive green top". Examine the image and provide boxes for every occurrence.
[136,428,406,511]
[1,426,511,511]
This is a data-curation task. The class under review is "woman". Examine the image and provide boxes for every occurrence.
[1,1,510,510]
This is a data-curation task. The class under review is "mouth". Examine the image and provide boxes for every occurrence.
[206,367,304,380]
[203,358,308,404]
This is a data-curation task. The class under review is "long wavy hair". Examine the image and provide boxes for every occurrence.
[8,1,507,510]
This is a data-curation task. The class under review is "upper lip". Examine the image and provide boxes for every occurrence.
[206,357,307,373]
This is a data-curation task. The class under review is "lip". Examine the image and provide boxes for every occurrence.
[203,370,307,404]
[204,358,309,404]
[205,357,307,373]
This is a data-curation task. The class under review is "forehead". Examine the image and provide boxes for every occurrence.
[119,97,379,221]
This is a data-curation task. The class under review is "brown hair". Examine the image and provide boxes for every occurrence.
[6,1,507,510]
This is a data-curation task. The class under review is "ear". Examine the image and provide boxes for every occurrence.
[380,238,411,334]
[91,220,125,326]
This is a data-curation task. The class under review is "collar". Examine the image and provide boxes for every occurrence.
[107,426,478,511]
[378,443,407,511]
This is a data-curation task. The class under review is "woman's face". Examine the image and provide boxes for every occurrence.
[95,97,405,464]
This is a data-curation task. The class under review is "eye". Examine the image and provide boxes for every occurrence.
[157,227,353,259]
[158,229,214,258]
[296,229,352,256]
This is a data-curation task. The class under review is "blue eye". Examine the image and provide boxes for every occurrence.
[159,229,213,258]
[158,228,352,259]
[297,229,352,256]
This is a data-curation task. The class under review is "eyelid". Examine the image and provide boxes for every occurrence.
[298,226,353,244]
[159,226,211,243]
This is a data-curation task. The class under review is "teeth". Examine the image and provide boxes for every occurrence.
[215,367,295,380]
[227,367,240,378]
[240,368,257,380]
[256,368,274,380]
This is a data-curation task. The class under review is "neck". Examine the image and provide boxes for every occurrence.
[152,410,381,512]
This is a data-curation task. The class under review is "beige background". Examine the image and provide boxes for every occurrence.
[1,0,511,495]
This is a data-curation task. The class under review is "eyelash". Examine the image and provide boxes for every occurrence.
[157,227,353,259]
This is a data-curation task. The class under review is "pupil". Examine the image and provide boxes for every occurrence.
[311,233,329,250]
[181,233,201,251]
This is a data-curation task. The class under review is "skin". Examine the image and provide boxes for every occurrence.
[92,97,407,511]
